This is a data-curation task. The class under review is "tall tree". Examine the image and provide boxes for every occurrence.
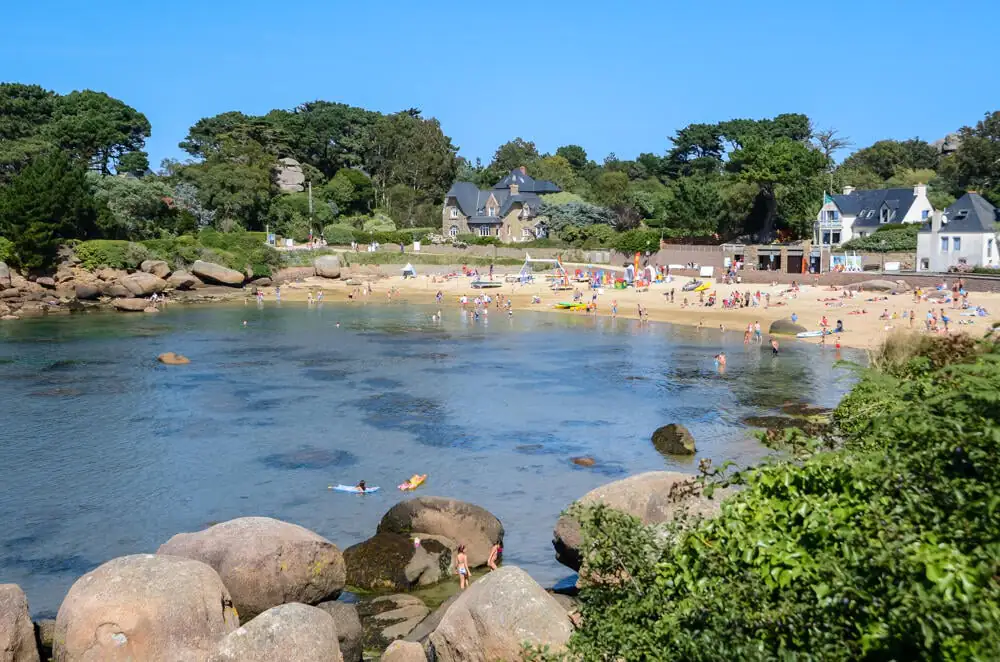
[529,155,578,190]
[483,138,539,183]
[0,152,96,269]
[45,90,151,174]
[954,111,1000,204]
[555,144,588,172]
[89,172,173,239]
[841,139,939,180]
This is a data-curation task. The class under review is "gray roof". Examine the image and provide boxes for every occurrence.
[919,192,999,234]
[445,169,560,218]
[494,169,561,194]
[832,188,917,228]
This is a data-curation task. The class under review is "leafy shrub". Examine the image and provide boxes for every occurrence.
[74,240,150,270]
[0,237,13,264]
[455,233,501,247]
[612,228,661,254]
[841,224,920,252]
[566,335,1000,661]
[322,224,356,245]
[362,212,396,233]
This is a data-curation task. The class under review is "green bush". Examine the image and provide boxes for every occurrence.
[456,233,501,246]
[565,335,1000,661]
[362,212,396,233]
[322,224,356,245]
[612,228,661,254]
[74,240,150,270]
[0,237,13,264]
[841,223,920,252]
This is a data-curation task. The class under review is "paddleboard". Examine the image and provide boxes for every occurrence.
[330,484,380,493]
[796,331,825,338]
[694,281,713,292]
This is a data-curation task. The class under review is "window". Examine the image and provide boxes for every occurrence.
[522,228,534,238]
[940,236,949,252]
[478,225,491,236]
[520,204,530,218]
[867,210,875,218]
[448,225,458,238]
[450,207,458,218]
[488,207,497,217]
[953,237,961,252]
[858,232,868,238]
[921,209,929,220]
[832,231,841,244]
[988,238,994,258]
[822,231,831,244]
[880,208,889,224]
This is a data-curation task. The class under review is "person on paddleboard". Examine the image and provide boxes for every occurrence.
[356,480,367,493]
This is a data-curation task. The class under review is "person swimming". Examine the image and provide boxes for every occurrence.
[356,480,367,493]
[771,338,780,355]
[714,352,727,367]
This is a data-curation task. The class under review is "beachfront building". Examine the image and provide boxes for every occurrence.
[916,193,999,272]
[442,167,561,243]
[814,184,935,246]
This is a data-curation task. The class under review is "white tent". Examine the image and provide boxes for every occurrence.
[401,263,416,278]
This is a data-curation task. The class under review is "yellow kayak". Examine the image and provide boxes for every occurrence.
[398,474,427,491]
[694,281,713,292]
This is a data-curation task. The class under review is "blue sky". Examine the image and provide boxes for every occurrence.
[4,0,998,169]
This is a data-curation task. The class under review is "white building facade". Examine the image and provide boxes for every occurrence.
[917,193,999,272]
[814,184,934,246]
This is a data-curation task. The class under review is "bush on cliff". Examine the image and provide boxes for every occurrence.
[0,237,14,264]
[558,333,1000,661]
[75,240,150,270]
[140,230,281,277]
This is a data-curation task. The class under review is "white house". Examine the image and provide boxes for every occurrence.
[814,184,934,246]
[917,193,999,272]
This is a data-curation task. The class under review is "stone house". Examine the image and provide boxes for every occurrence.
[917,192,999,272]
[442,167,560,242]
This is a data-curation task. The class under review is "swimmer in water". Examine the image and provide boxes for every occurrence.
[771,338,780,355]
[356,480,367,493]
[243,320,247,327]
[336,322,341,328]
[714,352,727,367]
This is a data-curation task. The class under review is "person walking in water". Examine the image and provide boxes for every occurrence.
[770,338,780,355]
[487,537,503,571]
[456,545,470,590]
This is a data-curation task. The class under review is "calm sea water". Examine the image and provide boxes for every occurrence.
[0,303,860,616]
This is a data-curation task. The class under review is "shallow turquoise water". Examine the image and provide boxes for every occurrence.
[0,303,860,616]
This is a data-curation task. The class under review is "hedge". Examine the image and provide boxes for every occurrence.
[74,240,151,270]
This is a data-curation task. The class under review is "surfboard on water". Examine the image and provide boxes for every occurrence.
[330,485,380,493]
[796,330,826,338]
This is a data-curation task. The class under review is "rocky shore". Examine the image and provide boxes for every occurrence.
[0,468,728,662]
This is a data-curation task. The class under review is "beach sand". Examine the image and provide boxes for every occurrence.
[263,267,1000,351]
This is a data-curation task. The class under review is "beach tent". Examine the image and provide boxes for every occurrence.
[401,263,416,278]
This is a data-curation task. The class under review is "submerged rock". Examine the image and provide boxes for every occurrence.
[357,595,429,651]
[157,352,191,365]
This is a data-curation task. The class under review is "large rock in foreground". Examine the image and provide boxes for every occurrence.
[119,272,167,297]
[54,554,239,662]
[0,584,39,662]
[553,471,726,571]
[316,602,362,662]
[157,517,346,621]
[191,260,245,287]
[651,423,696,456]
[343,532,452,591]
[428,566,571,662]
[768,318,807,336]
[314,255,342,279]
[207,603,341,662]
[378,497,503,568]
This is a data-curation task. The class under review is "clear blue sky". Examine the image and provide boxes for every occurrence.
[4,0,998,169]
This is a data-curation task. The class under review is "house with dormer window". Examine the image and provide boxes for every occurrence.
[442,166,561,242]
[916,192,999,272]
[814,184,934,246]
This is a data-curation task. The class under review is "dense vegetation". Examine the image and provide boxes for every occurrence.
[0,80,998,271]
[548,333,1000,661]
[840,223,921,253]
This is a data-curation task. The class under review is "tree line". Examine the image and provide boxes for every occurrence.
[1,81,998,270]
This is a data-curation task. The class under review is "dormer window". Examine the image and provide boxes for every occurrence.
[867,210,875,219]
[450,207,458,218]
[880,208,889,224]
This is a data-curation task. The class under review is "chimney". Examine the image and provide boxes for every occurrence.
[931,210,943,234]
[842,185,855,195]
[913,183,927,198]
[509,182,519,195]
[518,165,527,175]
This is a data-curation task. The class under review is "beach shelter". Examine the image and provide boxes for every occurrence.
[401,263,416,278]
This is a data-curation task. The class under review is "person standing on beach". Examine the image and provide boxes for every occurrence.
[456,545,470,590]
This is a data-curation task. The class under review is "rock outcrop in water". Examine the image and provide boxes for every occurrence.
[157,352,190,365]
[553,471,727,571]
[377,497,503,568]
[427,566,572,662]
[344,532,453,591]
[207,603,342,662]
[157,517,346,621]
[0,584,40,662]
[54,554,239,662]
[651,423,696,455]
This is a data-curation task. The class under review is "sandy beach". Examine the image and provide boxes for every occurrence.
[264,266,1000,351]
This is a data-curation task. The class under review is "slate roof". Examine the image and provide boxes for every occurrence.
[832,188,917,228]
[445,169,560,218]
[919,192,999,234]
